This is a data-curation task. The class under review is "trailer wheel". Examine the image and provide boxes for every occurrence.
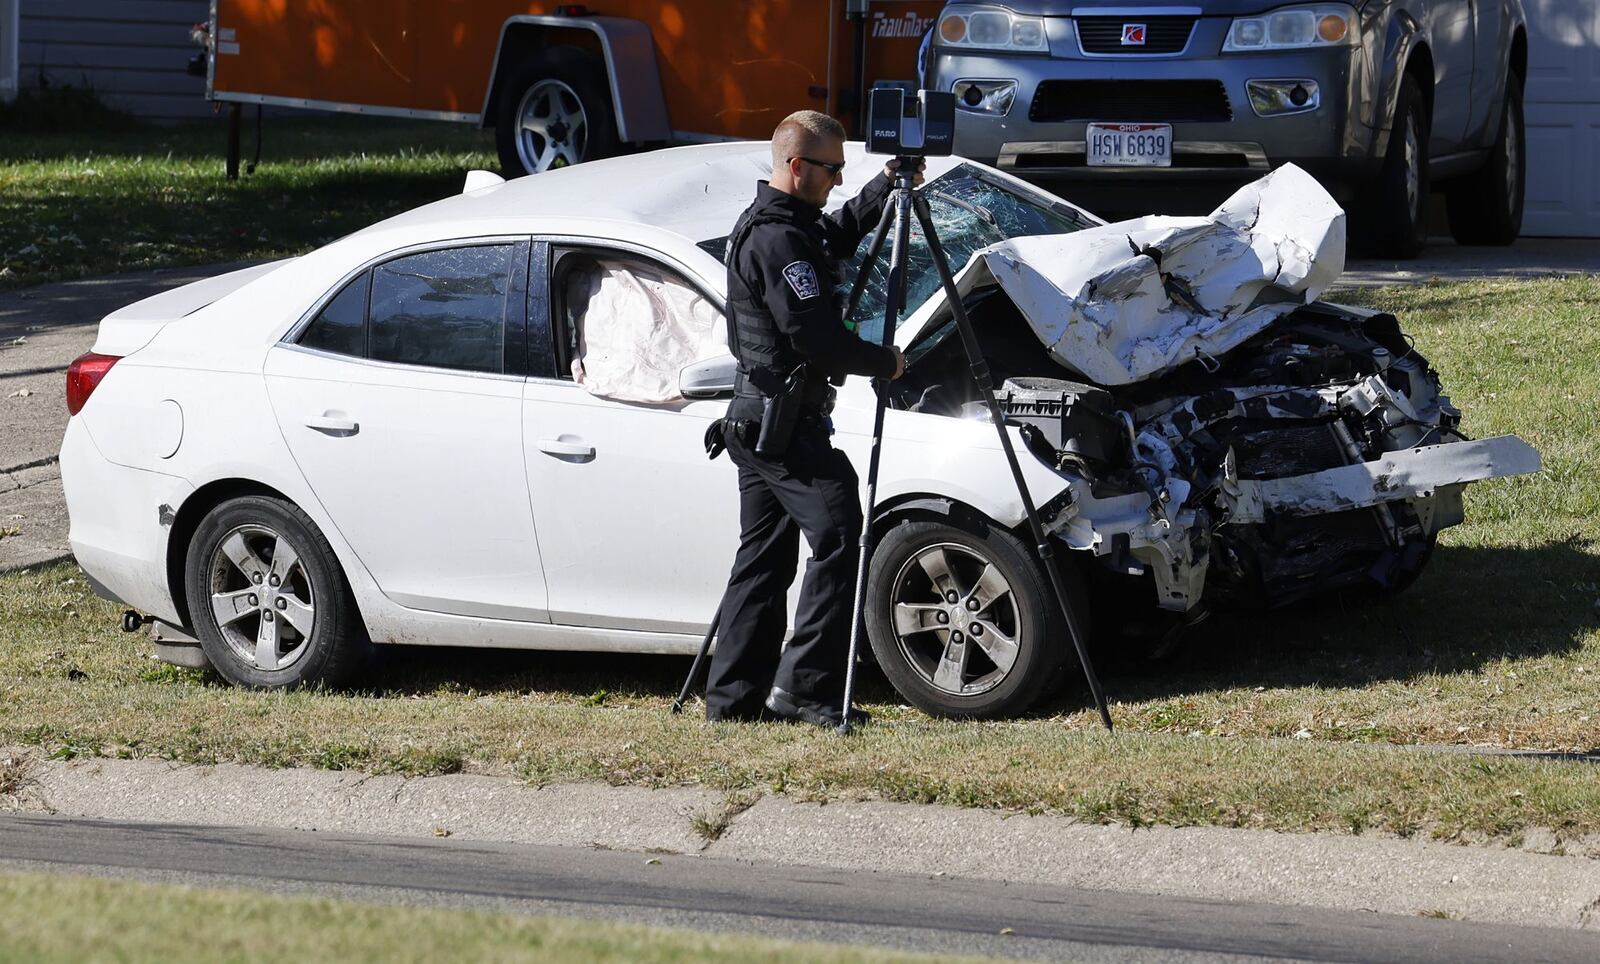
[495,47,619,177]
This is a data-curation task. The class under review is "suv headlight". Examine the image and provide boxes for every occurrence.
[1223,3,1359,52]
[935,4,1049,54]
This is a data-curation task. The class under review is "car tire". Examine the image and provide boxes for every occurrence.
[184,495,369,689]
[1446,73,1525,246]
[1362,74,1431,259]
[494,47,620,177]
[865,517,1083,719]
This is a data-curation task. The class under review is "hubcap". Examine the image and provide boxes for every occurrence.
[515,79,588,174]
[207,524,316,672]
[890,543,1021,697]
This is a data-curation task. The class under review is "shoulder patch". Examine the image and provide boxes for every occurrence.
[782,261,822,300]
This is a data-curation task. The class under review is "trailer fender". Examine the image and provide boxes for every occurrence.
[482,16,671,144]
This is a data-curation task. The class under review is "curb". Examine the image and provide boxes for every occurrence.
[9,752,1598,932]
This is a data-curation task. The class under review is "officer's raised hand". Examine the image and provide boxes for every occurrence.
[883,157,927,188]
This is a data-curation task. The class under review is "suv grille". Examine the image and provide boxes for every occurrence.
[1029,80,1233,123]
[1077,16,1196,54]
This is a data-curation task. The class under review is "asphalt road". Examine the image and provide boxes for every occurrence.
[3,815,1596,963]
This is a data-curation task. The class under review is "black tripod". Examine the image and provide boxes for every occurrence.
[675,165,1114,734]
[835,162,1114,734]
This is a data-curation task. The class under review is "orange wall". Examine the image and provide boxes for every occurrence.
[213,1,941,138]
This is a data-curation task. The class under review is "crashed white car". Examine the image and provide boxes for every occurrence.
[61,144,1538,719]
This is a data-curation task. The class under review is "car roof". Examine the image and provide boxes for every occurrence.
[360,141,972,258]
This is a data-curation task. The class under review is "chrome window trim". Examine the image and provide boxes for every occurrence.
[274,342,528,385]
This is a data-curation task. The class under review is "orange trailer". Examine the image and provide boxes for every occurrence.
[204,1,945,175]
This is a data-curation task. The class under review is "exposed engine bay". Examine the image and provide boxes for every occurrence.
[889,166,1540,615]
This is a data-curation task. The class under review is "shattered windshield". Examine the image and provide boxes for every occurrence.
[697,164,1091,342]
[842,164,1089,342]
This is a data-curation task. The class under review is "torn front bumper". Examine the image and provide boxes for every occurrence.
[1219,436,1543,525]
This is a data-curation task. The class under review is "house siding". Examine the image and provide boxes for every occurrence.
[18,0,210,121]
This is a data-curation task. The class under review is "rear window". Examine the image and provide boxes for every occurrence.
[368,246,512,374]
[297,244,515,375]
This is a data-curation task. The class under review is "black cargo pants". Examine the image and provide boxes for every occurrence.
[706,411,863,721]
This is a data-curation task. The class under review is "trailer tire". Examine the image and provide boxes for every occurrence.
[494,47,619,177]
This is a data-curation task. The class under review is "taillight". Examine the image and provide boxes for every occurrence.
[65,352,121,416]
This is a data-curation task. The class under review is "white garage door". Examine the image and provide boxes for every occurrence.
[1524,0,1600,237]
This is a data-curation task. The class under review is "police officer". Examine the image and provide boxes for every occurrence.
[706,110,923,728]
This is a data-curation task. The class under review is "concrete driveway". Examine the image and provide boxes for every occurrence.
[3,240,1597,573]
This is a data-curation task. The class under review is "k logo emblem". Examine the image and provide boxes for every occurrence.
[1122,23,1147,45]
[782,261,821,300]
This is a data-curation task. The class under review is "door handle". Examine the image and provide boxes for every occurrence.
[537,437,595,459]
[304,413,359,435]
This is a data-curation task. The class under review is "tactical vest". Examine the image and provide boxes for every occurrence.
[723,209,794,398]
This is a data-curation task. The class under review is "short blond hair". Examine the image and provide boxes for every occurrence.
[772,110,847,170]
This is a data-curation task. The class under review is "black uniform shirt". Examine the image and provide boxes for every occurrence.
[730,176,898,385]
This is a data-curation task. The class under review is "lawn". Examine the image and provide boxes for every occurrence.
[1,111,1596,847]
[0,871,976,963]
[0,112,496,289]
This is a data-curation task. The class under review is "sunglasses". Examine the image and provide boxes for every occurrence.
[792,156,846,176]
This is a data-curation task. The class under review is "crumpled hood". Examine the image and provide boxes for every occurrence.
[960,163,1345,386]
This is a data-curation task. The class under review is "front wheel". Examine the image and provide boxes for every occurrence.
[1359,75,1431,259]
[865,518,1083,719]
[184,495,369,689]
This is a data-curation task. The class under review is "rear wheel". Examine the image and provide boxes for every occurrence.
[1447,74,1525,245]
[865,518,1083,719]
[184,495,369,689]
[494,47,619,177]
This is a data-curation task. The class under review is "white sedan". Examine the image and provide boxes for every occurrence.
[61,144,1537,719]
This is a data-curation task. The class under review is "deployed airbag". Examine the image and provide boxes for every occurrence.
[967,163,1345,385]
[568,259,726,403]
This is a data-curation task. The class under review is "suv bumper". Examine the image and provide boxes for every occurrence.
[931,19,1380,194]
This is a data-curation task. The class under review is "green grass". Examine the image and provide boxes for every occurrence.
[3,276,1598,845]
[0,871,981,963]
[0,115,495,289]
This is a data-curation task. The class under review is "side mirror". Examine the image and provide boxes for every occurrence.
[680,354,737,398]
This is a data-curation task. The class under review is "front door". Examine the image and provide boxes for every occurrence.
[520,242,740,633]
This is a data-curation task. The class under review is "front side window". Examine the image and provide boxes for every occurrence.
[368,245,513,374]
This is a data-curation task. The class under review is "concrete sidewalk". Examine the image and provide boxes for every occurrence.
[3,242,1597,573]
[8,751,1599,932]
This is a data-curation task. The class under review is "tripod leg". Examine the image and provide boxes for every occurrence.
[838,173,917,736]
[908,193,1115,732]
[671,607,720,715]
[843,196,897,324]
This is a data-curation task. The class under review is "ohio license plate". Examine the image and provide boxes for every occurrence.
[1087,123,1172,167]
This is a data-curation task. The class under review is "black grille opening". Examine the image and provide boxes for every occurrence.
[1029,80,1233,123]
[1077,16,1196,54]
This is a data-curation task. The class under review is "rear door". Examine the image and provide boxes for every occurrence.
[264,239,550,622]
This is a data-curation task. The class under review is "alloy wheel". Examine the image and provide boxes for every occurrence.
[890,543,1021,697]
[515,79,588,173]
[207,524,316,672]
